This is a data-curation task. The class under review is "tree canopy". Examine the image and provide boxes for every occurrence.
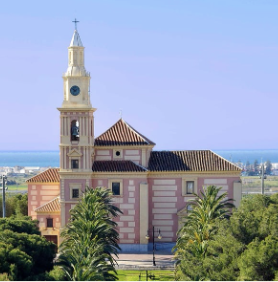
[0,217,56,281]
[58,187,122,281]
[0,216,40,235]
[0,193,28,218]
[175,192,278,281]
[175,185,234,280]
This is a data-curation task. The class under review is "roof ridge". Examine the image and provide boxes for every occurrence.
[124,121,149,144]
[94,118,155,146]
[209,150,242,170]
[95,118,123,140]
[124,120,155,145]
[26,167,59,183]
[130,160,148,171]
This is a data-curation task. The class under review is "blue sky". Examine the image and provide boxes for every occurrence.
[1,0,278,150]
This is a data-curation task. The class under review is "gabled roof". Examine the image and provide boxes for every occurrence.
[92,160,147,172]
[35,197,60,213]
[26,168,60,183]
[70,30,83,47]
[94,118,155,146]
[148,150,241,172]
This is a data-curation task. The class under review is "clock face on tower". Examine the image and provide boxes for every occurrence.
[70,85,80,96]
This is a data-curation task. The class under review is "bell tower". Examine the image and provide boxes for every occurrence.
[58,21,96,228]
[62,28,92,109]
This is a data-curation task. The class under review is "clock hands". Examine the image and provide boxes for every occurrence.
[70,85,80,96]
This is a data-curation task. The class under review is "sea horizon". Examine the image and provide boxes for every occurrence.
[0,149,278,167]
[1,149,278,151]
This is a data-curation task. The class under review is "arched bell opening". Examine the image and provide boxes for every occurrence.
[71,120,79,141]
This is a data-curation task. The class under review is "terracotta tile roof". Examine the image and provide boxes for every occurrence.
[92,161,147,172]
[94,118,155,146]
[148,150,242,172]
[35,197,60,213]
[26,168,60,183]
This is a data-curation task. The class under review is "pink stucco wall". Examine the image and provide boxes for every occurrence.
[197,177,239,199]
[31,173,240,245]
[148,175,241,242]
[64,179,87,201]
[28,183,59,218]
[91,177,147,244]
[37,214,60,230]
[65,203,72,223]
[94,149,143,165]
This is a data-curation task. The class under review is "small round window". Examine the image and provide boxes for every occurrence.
[116,151,121,156]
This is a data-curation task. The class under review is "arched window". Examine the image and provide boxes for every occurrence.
[71,120,79,141]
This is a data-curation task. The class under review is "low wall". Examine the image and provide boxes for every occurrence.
[119,243,148,253]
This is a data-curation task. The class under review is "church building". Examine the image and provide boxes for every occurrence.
[27,27,242,252]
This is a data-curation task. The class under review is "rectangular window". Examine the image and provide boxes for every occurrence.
[47,218,53,228]
[112,182,120,196]
[72,188,79,198]
[186,181,194,194]
[71,159,79,169]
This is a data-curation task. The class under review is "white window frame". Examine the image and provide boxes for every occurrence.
[67,149,82,171]
[182,177,197,196]
[70,183,82,200]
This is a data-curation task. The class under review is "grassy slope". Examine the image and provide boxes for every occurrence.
[7,184,27,191]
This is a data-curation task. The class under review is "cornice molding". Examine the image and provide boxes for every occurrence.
[57,107,97,113]
[27,182,60,185]
[57,170,240,180]
[148,171,241,178]
[62,200,82,204]
[36,211,60,215]
[59,145,94,148]
[59,173,92,180]
[92,172,148,179]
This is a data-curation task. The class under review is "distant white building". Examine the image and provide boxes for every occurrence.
[272,163,278,169]
[25,167,40,174]
[14,166,24,173]
[4,167,13,174]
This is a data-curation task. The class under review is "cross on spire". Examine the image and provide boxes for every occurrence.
[72,18,79,30]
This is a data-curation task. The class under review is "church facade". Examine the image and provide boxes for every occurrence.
[27,28,242,252]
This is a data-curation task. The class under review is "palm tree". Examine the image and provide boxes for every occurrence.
[58,187,122,281]
[176,185,234,259]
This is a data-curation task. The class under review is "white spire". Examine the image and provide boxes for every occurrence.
[69,30,83,47]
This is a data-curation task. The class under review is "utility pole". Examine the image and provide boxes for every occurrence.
[0,175,7,217]
[261,164,265,195]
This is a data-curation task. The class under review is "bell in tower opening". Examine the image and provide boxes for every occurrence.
[71,120,79,141]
